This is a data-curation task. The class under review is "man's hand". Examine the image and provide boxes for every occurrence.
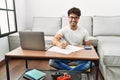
[52,34,68,49]
[58,41,68,49]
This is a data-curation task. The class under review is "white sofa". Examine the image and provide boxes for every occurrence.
[93,16,120,80]
[8,16,120,80]
[9,16,97,50]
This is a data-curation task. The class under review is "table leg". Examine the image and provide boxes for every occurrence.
[94,60,99,80]
[90,61,92,72]
[25,59,28,69]
[5,56,10,80]
[88,61,94,80]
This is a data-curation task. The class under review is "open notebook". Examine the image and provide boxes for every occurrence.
[48,45,83,54]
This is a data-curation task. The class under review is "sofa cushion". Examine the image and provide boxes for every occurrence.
[93,16,120,36]
[62,16,93,36]
[32,17,62,36]
[97,36,120,66]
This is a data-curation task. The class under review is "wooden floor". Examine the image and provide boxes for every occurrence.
[0,59,104,80]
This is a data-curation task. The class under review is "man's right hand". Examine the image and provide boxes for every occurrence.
[52,34,68,49]
[58,41,68,49]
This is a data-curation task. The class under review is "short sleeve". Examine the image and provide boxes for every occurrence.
[57,29,63,36]
[56,26,68,36]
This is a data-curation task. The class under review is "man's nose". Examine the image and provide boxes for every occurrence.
[72,18,76,21]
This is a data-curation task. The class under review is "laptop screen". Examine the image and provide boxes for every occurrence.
[19,31,46,51]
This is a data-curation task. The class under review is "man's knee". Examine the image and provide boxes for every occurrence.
[49,59,54,66]
[49,59,59,67]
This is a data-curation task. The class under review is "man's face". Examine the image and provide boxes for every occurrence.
[68,13,79,27]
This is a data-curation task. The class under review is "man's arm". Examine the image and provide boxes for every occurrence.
[52,34,68,49]
[84,40,92,45]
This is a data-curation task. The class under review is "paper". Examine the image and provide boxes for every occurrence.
[47,45,83,54]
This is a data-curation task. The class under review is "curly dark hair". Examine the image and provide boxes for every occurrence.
[68,7,81,17]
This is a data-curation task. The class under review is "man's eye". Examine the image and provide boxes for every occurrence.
[69,16,78,19]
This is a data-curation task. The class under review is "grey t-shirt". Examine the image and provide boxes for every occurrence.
[57,26,90,45]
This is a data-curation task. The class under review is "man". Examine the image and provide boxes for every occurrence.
[49,7,91,71]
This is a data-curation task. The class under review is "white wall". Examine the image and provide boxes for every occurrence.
[0,37,9,61]
[15,0,26,31]
[15,0,120,30]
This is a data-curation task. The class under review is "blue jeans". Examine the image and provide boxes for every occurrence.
[49,59,91,72]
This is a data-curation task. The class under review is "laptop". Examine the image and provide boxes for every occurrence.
[19,31,52,51]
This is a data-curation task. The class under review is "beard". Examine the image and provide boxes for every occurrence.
[70,21,77,27]
[69,22,78,30]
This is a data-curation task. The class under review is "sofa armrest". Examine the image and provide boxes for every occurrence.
[8,32,20,51]
[89,36,98,47]
[44,36,53,45]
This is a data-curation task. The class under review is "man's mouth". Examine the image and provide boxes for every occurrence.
[71,22,76,24]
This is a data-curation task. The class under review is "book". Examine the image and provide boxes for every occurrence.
[24,69,46,80]
[47,45,83,54]
[23,74,45,80]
